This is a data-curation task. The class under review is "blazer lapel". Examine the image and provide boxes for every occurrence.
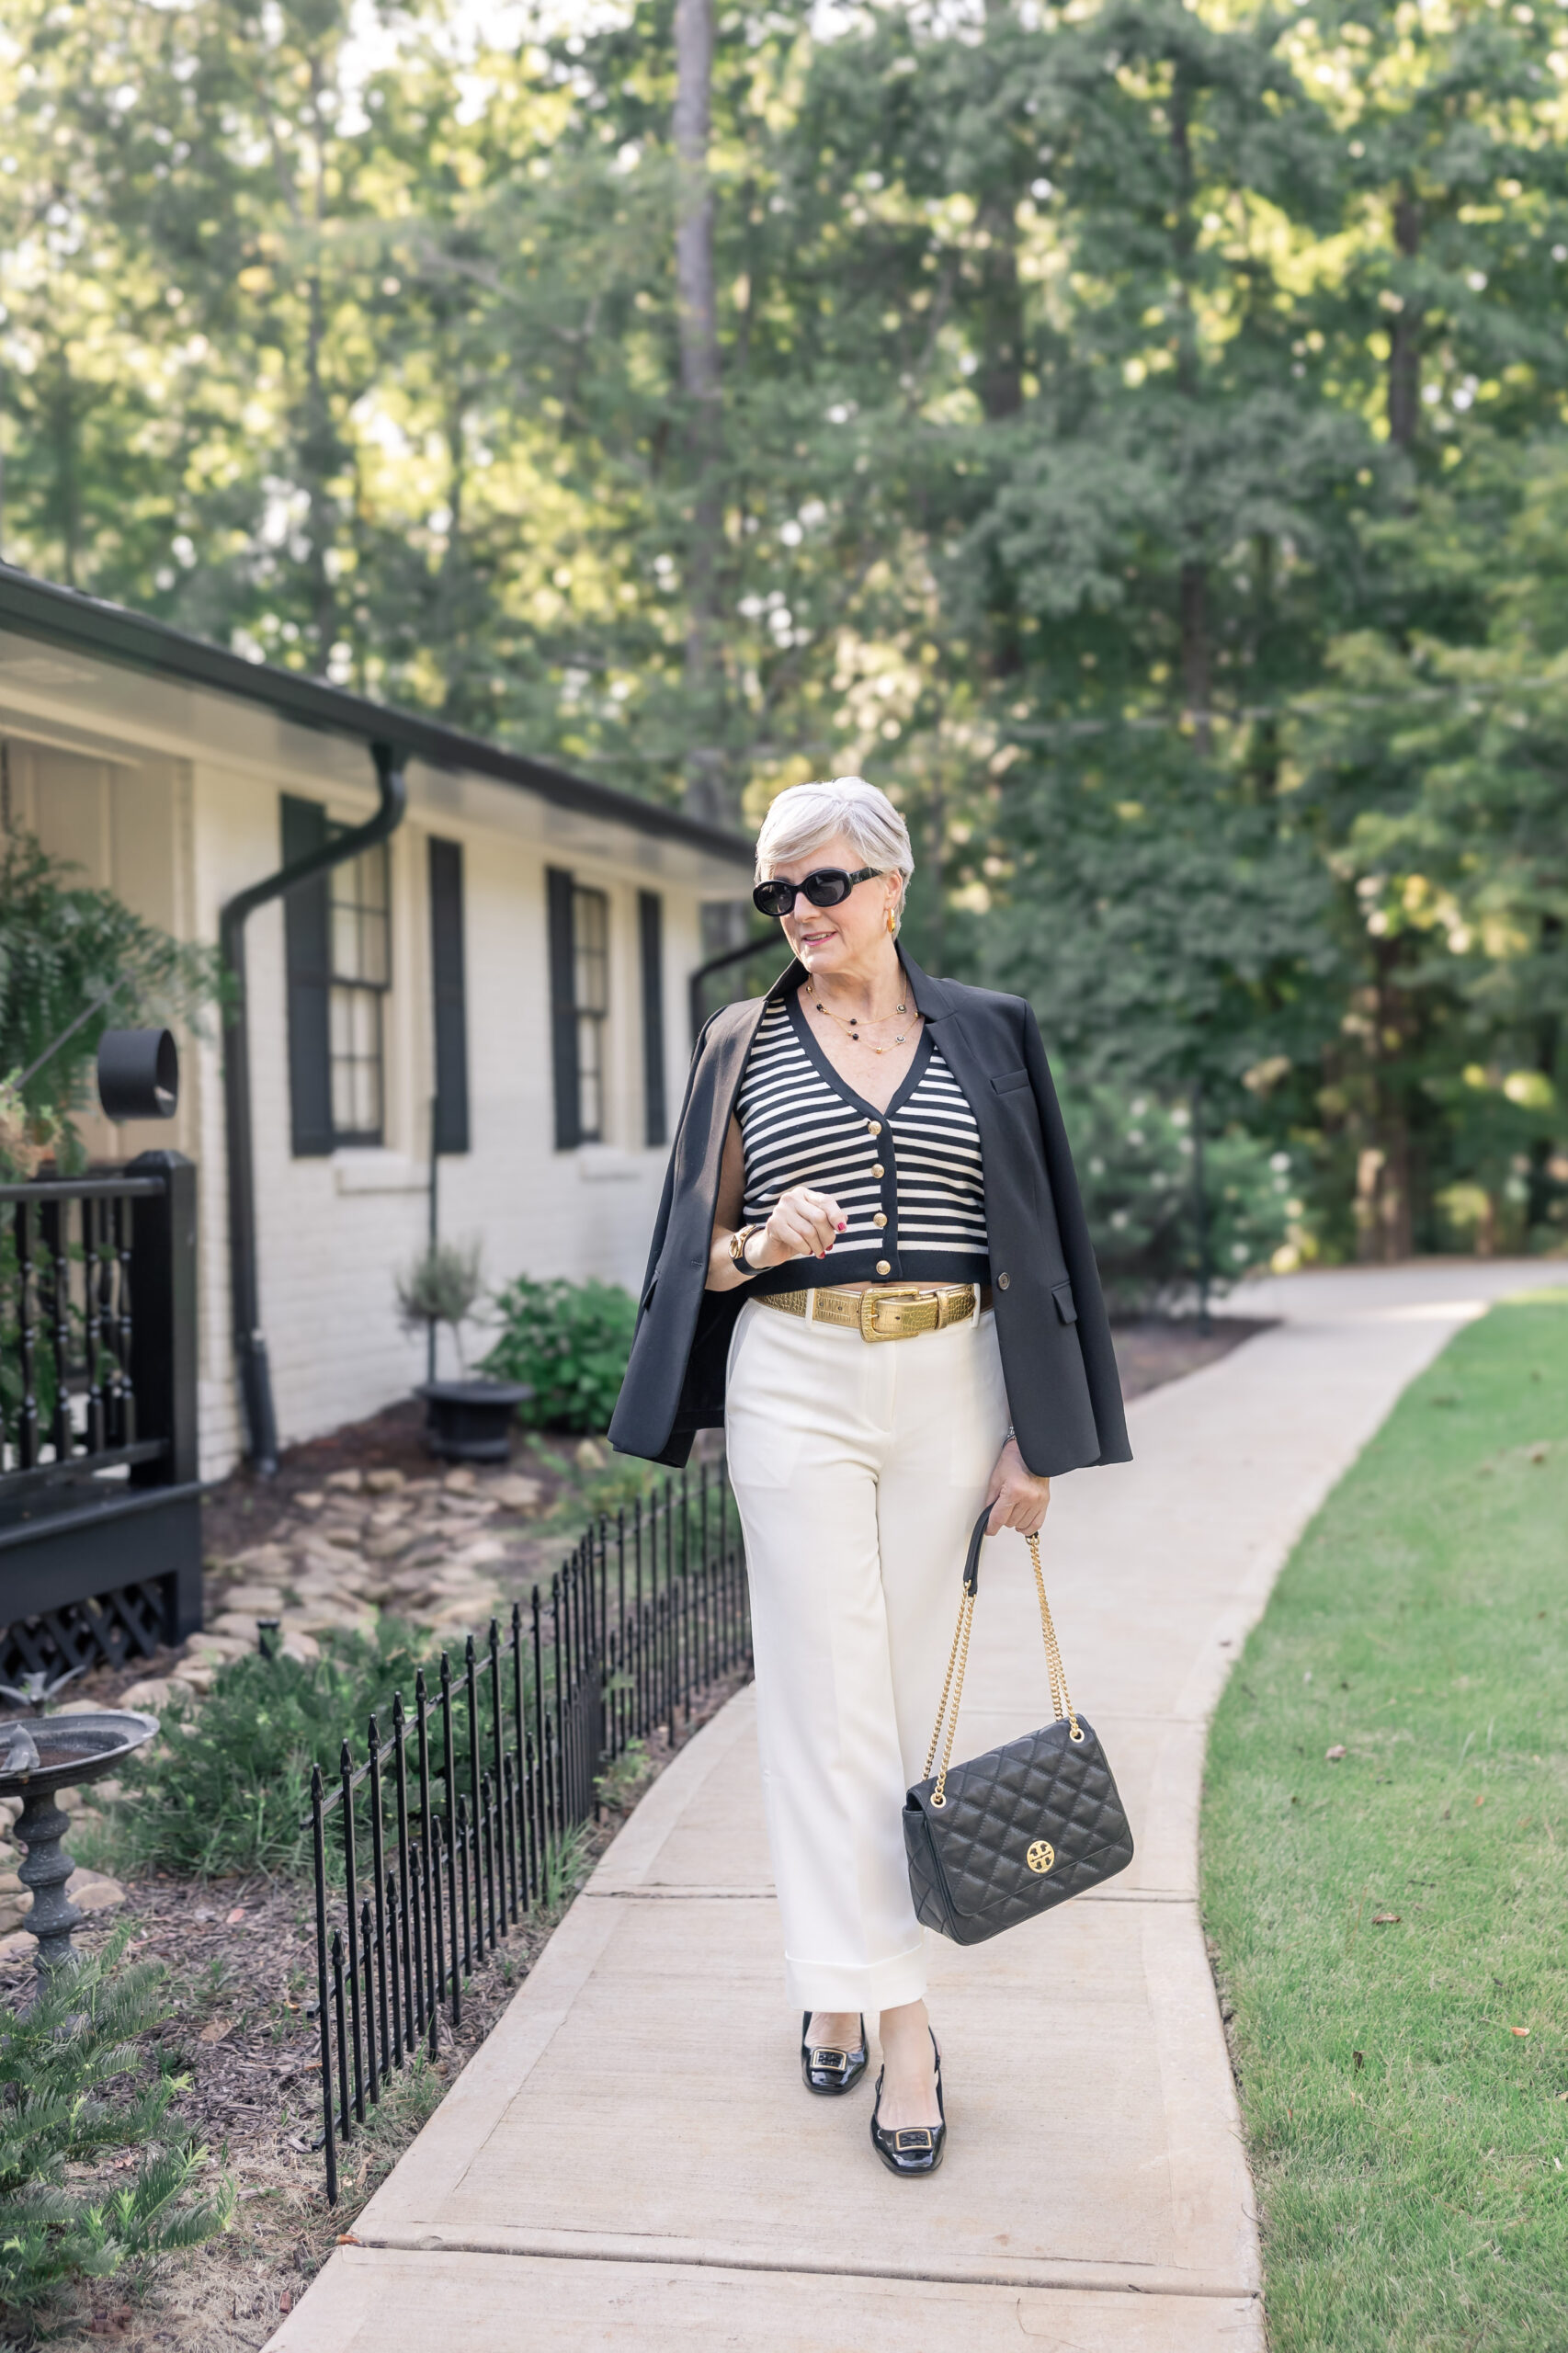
[705,985,776,1142]
[899,952,1008,1165]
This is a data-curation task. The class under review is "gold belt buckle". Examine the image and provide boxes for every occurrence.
[859,1285,927,1342]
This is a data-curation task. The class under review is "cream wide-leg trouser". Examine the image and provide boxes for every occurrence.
[724,1294,1009,2014]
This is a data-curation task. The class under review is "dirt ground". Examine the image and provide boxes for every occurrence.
[2,1313,1267,2348]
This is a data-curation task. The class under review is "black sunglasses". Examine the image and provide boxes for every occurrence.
[753,865,883,920]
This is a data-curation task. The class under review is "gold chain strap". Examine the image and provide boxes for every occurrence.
[1028,1532,1083,1745]
[924,1586,971,1783]
[926,1592,974,1808]
[926,1527,1082,1810]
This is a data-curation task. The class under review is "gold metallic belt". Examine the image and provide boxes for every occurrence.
[756,1281,979,1344]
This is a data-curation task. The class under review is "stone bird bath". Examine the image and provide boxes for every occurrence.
[0,1711,157,1977]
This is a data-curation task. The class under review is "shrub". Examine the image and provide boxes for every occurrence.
[1062,1085,1297,1315]
[481,1274,637,1432]
[106,1622,435,1882]
[0,1927,234,2321]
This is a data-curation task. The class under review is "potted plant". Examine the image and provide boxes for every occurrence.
[397,1241,531,1462]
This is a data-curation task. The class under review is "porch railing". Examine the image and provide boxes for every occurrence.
[0,1153,200,1677]
[306,1459,750,2200]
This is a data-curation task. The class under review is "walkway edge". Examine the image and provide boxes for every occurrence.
[344,2222,1259,2300]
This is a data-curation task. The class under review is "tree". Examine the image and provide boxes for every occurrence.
[4,0,1568,1260]
[1296,437,1568,1254]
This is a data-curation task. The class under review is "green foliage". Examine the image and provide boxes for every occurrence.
[482,1276,638,1434]
[594,1736,653,1816]
[2,0,1566,1251]
[396,1241,485,1368]
[1063,1086,1297,1313]
[1202,1292,1568,2349]
[0,833,223,1175]
[106,1622,435,1882]
[0,1927,234,2319]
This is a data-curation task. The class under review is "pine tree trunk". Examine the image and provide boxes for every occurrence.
[1248,533,1278,792]
[1357,939,1415,1261]
[302,56,336,662]
[674,0,727,824]
[437,401,467,718]
[52,362,77,589]
[1179,560,1212,753]
[975,216,1024,422]
[976,0,1024,419]
[1169,67,1211,755]
[1387,189,1422,452]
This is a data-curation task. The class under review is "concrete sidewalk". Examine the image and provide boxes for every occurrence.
[269,1262,1561,2353]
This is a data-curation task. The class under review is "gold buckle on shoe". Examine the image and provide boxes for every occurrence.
[809,2047,849,2073]
[893,2127,934,2151]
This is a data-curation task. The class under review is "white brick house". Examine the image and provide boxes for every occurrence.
[0,570,754,1477]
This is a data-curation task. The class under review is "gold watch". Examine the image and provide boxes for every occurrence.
[728,1222,766,1274]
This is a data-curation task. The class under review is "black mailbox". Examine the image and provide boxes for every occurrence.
[97,1029,179,1121]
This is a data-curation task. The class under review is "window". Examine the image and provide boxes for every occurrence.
[572,885,609,1142]
[639,890,666,1147]
[546,868,609,1148]
[281,795,391,1154]
[328,843,390,1140]
[428,836,470,1154]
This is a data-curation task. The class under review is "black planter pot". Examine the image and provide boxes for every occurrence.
[416,1379,533,1463]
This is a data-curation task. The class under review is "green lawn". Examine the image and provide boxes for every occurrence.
[1201,1289,1568,2353]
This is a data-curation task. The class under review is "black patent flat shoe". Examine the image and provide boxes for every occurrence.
[869,2031,945,2177]
[801,2011,869,2097]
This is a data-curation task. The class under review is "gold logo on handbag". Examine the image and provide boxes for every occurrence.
[1026,1840,1055,1874]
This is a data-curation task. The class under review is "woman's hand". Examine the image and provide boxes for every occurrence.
[983,1438,1051,1537]
[752,1185,846,1267]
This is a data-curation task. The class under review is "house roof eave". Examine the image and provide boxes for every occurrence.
[0,564,755,872]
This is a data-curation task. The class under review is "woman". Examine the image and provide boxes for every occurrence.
[608,777,1129,2177]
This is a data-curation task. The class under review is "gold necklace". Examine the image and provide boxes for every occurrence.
[811,988,914,1055]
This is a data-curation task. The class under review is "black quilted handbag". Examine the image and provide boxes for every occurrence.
[903,1506,1133,1946]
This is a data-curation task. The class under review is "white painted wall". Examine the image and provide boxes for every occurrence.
[2,647,742,1478]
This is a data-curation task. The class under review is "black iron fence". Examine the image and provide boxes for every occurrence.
[0,1154,200,1677]
[306,1459,750,2200]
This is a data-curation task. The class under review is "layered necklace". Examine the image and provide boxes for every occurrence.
[810,981,915,1055]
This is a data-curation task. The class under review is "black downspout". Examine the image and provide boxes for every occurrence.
[687,932,779,1045]
[220,741,408,1472]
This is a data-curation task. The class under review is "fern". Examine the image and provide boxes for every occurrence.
[0,830,224,1174]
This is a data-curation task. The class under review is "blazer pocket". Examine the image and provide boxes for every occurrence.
[990,1067,1031,1095]
[1051,1279,1078,1325]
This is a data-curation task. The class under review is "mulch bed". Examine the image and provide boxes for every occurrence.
[1112,1314,1273,1403]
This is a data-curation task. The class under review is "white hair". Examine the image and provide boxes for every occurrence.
[754,779,915,913]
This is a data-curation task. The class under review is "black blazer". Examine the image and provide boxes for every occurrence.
[607,953,1131,1479]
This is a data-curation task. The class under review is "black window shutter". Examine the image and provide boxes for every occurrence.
[428,836,471,1154]
[280,795,334,1156]
[639,890,666,1147]
[546,866,581,1150]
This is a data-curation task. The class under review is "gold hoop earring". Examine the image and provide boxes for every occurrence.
[886,906,898,937]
